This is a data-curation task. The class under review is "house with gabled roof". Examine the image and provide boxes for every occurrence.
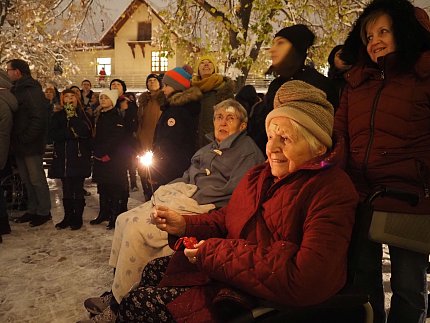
[69,0,189,90]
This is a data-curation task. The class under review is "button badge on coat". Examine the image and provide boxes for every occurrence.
[167,118,176,127]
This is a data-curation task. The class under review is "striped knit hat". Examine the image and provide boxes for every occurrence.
[266,80,334,148]
[163,67,192,92]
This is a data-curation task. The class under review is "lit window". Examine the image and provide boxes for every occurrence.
[151,51,168,73]
[96,57,111,75]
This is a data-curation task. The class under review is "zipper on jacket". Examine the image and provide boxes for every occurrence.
[417,160,430,199]
[362,67,386,174]
[64,140,67,177]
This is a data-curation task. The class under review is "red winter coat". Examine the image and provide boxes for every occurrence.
[159,141,358,322]
[334,51,430,214]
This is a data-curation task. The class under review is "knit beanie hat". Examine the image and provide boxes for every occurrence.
[274,24,315,57]
[182,64,194,76]
[110,78,127,93]
[266,80,334,148]
[146,73,162,89]
[100,89,119,106]
[0,70,12,88]
[163,67,192,92]
[196,55,218,76]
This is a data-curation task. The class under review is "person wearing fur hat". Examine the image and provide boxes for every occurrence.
[114,80,358,323]
[91,89,128,230]
[247,24,338,160]
[136,73,165,199]
[48,89,92,230]
[110,78,139,203]
[150,66,202,188]
[0,70,18,242]
[192,55,234,148]
[335,1,430,322]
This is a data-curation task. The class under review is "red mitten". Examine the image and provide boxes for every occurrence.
[100,155,111,162]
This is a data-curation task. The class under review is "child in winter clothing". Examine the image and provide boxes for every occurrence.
[151,67,202,189]
[48,89,92,230]
[91,89,127,230]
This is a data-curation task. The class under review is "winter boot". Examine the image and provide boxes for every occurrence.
[0,214,11,235]
[55,198,73,229]
[70,199,85,230]
[90,193,110,225]
[106,199,121,230]
[119,191,128,214]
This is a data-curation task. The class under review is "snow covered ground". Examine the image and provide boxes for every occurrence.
[0,177,145,323]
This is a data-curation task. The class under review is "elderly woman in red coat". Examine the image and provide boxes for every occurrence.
[116,81,359,323]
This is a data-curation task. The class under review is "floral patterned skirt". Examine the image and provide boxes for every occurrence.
[117,256,189,323]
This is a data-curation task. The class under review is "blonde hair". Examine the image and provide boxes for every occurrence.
[360,10,392,45]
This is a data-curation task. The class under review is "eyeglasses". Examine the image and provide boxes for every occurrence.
[214,114,239,124]
[6,68,16,71]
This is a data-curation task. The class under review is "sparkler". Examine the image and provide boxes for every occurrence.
[137,151,156,207]
[137,151,159,227]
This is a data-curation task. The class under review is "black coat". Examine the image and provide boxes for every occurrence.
[10,76,49,156]
[92,107,128,186]
[48,109,92,179]
[247,65,339,154]
[115,99,139,154]
[151,86,201,187]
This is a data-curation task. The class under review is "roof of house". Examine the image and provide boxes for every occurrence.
[98,0,166,47]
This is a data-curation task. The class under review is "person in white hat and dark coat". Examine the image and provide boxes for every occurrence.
[90,89,128,230]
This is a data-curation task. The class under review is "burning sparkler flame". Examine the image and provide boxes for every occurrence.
[138,151,154,167]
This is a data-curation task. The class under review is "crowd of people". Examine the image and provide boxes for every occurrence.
[0,0,429,322]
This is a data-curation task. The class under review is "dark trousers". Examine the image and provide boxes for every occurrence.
[61,177,85,200]
[355,238,428,323]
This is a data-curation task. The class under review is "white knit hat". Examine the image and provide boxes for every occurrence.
[265,80,334,148]
[100,89,119,106]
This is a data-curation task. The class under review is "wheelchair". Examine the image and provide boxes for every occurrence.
[0,159,27,215]
[222,187,420,323]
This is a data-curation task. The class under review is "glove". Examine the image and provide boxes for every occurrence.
[95,155,111,162]
[64,103,77,120]
[100,155,110,162]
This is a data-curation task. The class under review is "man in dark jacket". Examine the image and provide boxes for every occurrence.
[7,59,51,227]
[0,70,18,242]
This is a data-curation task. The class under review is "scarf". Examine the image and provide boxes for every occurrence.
[192,73,224,93]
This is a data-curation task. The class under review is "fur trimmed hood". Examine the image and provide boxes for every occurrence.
[167,85,203,107]
[138,89,166,108]
[341,0,430,70]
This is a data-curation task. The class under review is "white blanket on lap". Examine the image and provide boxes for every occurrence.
[153,182,216,214]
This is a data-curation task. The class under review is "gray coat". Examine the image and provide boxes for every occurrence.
[172,130,265,207]
[0,89,18,169]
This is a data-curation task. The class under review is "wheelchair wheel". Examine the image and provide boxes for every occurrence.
[0,172,27,213]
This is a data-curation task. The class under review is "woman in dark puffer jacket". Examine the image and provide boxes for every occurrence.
[334,1,430,322]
